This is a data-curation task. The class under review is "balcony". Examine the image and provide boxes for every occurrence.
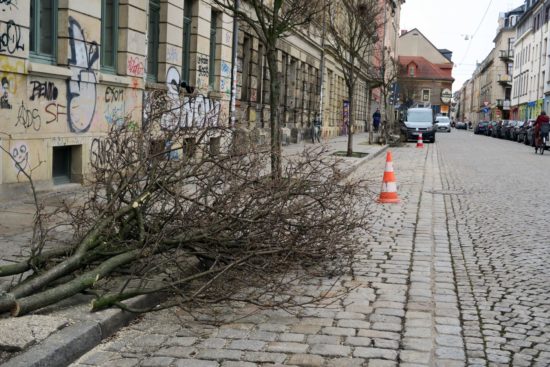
[498,74,512,86]
[499,50,514,62]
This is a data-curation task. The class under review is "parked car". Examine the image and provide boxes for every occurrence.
[520,120,535,144]
[526,121,537,146]
[435,116,452,132]
[512,120,525,142]
[502,120,515,139]
[491,121,502,138]
[507,120,519,140]
[456,121,467,129]
[401,107,436,143]
[474,121,489,134]
[487,121,498,137]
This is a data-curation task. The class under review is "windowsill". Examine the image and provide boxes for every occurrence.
[209,91,223,99]
[28,62,72,78]
[145,81,166,90]
[99,72,131,86]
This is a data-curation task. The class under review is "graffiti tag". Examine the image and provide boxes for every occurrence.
[16,101,41,131]
[29,80,58,101]
[66,16,98,133]
[0,20,23,54]
[45,102,66,124]
[197,55,209,77]
[105,86,124,103]
[127,56,144,76]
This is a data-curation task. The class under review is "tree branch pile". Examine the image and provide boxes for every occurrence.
[0,92,372,317]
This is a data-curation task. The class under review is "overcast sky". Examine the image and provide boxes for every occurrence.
[400,0,525,91]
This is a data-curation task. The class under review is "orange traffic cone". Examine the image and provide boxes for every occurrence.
[416,133,424,148]
[378,151,400,204]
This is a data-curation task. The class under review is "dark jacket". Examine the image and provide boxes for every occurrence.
[373,111,381,125]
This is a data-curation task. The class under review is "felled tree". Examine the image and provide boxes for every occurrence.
[0,91,371,317]
[211,0,326,179]
[326,0,382,155]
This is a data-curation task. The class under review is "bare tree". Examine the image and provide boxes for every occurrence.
[211,0,326,179]
[0,90,371,317]
[326,0,382,156]
[367,56,400,144]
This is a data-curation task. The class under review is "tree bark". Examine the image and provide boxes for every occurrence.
[0,246,73,277]
[267,48,282,180]
[12,249,141,317]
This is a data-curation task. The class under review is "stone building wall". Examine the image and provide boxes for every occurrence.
[0,0,400,194]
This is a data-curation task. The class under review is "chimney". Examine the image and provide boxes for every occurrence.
[401,29,407,36]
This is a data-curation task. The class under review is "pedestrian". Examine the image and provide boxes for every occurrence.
[534,111,550,153]
[312,114,322,143]
[373,108,381,133]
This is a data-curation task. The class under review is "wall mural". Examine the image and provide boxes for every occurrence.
[0,75,11,108]
[66,16,98,133]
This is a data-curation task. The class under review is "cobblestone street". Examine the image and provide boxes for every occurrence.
[70,130,550,367]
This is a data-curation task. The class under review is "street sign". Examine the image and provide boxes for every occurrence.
[484,101,489,107]
[441,88,452,104]
[482,107,489,113]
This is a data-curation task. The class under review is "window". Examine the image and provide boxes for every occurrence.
[209,11,219,89]
[101,0,118,73]
[30,0,58,64]
[147,0,160,81]
[182,0,193,84]
[422,89,430,102]
[408,65,415,77]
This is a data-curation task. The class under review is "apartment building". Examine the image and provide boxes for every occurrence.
[0,0,403,195]
[396,29,454,116]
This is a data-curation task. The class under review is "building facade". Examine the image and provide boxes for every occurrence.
[396,29,454,116]
[0,0,403,194]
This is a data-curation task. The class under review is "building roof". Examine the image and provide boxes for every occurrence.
[398,56,455,82]
[399,28,454,64]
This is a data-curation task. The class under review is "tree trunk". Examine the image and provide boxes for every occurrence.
[347,92,354,156]
[267,48,282,179]
[12,249,141,317]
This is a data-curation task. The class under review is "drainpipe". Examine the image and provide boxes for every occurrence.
[229,0,240,127]
[318,1,327,128]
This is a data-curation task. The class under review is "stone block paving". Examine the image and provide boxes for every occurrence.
[71,143,467,367]
[437,131,550,367]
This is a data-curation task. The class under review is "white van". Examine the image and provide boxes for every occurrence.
[401,108,436,143]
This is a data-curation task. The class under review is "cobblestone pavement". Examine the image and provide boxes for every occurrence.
[437,131,550,367]
[71,131,550,366]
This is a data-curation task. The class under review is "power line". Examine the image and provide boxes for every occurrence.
[459,0,494,66]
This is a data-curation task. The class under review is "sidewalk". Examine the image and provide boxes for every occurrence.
[0,134,388,367]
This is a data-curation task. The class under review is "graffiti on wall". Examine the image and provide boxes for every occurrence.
[197,54,209,78]
[45,102,66,125]
[166,47,178,63]
[0,75,11,108]
[11,141,29,175]
[127,56,145,77]
[16,101,41,131]
[66,16,98,133]
[104,86,124,125]
[0,0,18,12]
[29,80,59,101]
[0,20,24,55]
[220,61,231,78]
